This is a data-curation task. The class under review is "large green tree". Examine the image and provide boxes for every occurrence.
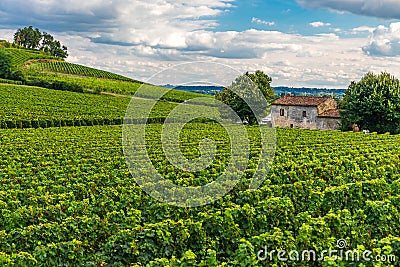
[340,72,400,134]
[216,70,275,124]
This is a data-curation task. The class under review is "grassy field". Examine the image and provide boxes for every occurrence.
[0,125,398,266]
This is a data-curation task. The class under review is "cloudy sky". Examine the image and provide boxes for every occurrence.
[1,0,400,88]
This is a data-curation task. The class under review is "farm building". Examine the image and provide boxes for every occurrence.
[271,95,341,130]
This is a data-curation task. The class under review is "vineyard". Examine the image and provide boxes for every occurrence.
[3,48,57,67]
[0,84,180,128]
[23,72,207,101]
[27,61,137,82]
[0,124,399,266]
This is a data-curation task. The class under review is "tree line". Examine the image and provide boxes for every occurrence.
[13,26,68,59]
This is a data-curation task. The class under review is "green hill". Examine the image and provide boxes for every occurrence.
[0,43,210,102]
[27,60,136,82]
[0,44,214,129]
[7,48,58,67]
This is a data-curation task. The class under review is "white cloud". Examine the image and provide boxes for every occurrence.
[363,22,400,56]
[309,21,331,28]
[251,17,276,26]
[352,26,375,33]
[297,0,400,19]
[0,0,233,47]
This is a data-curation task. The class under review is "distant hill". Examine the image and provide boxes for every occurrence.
[162,85,347,98]
[3,47,59,67]
[274,86,346,98]
[162,84,223,95]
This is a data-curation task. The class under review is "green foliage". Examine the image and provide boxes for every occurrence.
[0,40,13,48]
[0,125,399,265]
[14,26,42,49]
[40,32,68,58]
[24,71,208,102]
[2,46,207,103]
[216,70,274,124]
[341,72,400,134]
[246,70,275,103]
[0,50,25,81]
[0,78,23,85]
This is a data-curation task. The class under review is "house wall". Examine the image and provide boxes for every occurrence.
[271,105,319,129]
[316,117,340,130]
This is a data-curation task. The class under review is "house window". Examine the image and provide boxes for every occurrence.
[280,109,285,116]
[302,111,307,118]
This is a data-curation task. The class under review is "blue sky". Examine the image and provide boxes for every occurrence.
[1,0,400,88]
[216,0,395,36]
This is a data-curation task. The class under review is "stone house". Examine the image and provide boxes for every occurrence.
[271,95,341,130]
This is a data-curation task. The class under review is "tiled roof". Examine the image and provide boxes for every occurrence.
[272,95,330,106]
[318,109,340,118]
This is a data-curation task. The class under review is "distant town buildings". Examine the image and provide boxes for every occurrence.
[271,95,341,130]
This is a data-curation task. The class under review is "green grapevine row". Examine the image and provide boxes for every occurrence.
[0,84,179,129]
[23,72,208,102]
[28,61,137,82]
[2,48,57,67]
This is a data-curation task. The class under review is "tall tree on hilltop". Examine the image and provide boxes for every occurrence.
[13,26,68,59]
[14,26,42,49]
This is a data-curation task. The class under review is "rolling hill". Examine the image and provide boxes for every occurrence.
[0,43,214,129]
[0,43,209,103]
